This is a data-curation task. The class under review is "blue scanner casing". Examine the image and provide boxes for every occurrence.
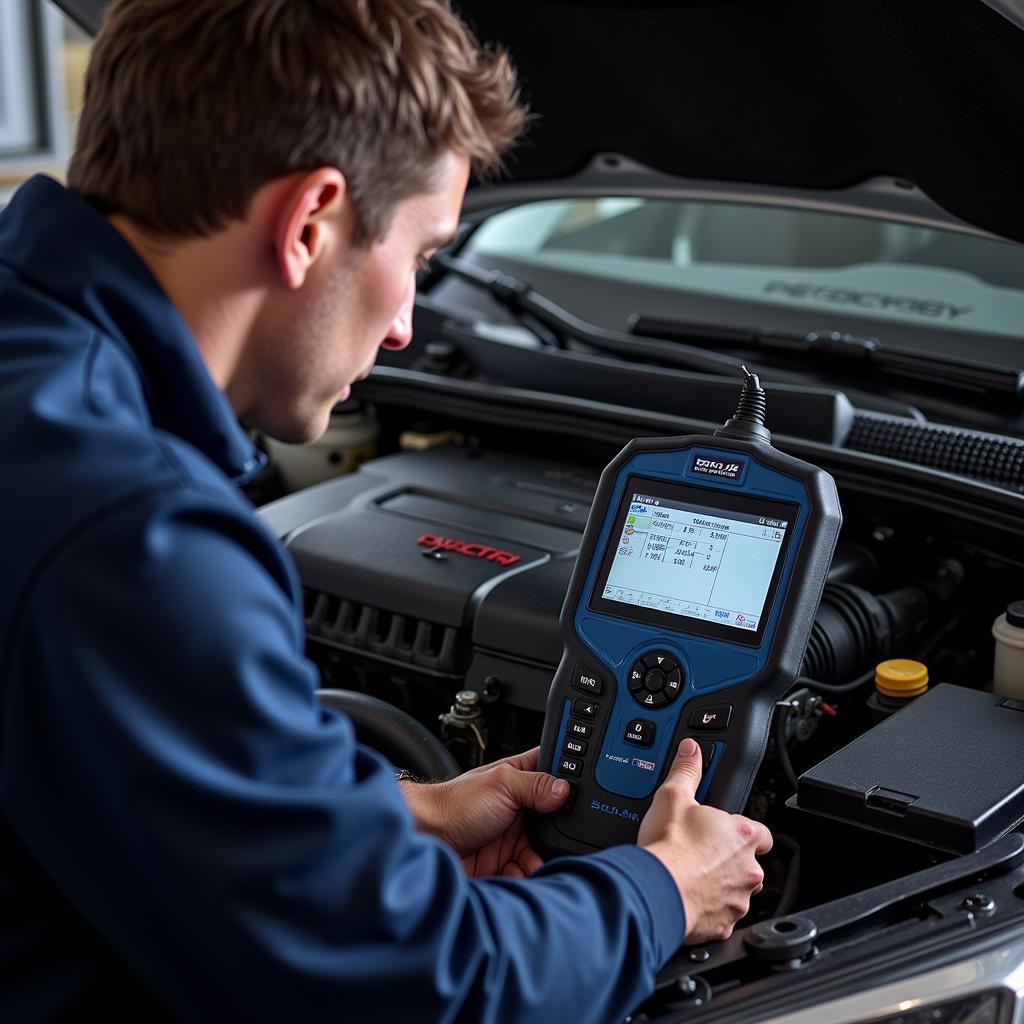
[533,433,841,856]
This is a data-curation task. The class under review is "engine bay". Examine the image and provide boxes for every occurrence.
[260,424,1024,903]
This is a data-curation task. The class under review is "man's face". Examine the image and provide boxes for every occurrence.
[249,149,469,443]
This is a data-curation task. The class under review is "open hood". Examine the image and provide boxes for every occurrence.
[53,0,1024,244]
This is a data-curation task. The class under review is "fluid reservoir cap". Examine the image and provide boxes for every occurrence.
[1006,601,1024,629]
[875,659,929,699]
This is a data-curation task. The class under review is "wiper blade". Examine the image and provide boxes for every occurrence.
[433,255,1024,403]
[631,314,1024,403]
[433,254,750,378]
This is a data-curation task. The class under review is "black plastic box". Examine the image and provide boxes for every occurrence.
[794,684,1024,855]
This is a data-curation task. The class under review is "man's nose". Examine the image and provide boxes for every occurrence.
[381,275,416,351]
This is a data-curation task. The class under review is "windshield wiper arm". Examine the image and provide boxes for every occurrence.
[433,254,751,378]
[433,255,1023,402]
[631,315,1024,403]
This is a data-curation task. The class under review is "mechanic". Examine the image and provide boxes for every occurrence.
[0,1,770,1020]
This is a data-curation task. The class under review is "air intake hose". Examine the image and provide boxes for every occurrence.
[802,581,933,685]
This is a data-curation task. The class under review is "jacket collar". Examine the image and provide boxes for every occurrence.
[0,175,265,484]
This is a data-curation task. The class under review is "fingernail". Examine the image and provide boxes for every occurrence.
[678,738,698,758]
[552,779,570,797]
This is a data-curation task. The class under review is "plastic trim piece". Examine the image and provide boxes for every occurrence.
[462,156,1004,242]
[354,369,1024,534]
[304,586,463,675]
[656,834,1024,1024]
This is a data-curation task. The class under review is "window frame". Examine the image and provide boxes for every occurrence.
[0,0,67,174]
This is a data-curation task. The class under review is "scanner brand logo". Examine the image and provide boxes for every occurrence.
[691,455,744,480]
[417,534,522,567]
[591,799,641,823]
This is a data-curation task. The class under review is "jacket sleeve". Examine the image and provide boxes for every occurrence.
[2,485,685,1023]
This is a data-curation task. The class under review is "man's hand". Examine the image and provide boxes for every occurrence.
[398,748,569,878]
[639,738,772,944]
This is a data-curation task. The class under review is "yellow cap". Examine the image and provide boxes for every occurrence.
[875,659,929,699]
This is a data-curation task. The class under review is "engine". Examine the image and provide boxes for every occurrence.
[258,440,1024,917]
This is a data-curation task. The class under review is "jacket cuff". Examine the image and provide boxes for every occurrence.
[592,845,686,965]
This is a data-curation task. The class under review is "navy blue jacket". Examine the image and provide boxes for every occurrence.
[0,177,685,1022]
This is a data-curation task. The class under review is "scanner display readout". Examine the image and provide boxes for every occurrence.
[601,492,788,631]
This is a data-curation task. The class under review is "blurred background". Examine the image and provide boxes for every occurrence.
[0,0,89,204]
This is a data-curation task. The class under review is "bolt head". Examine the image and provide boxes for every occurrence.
[961,894,995,914]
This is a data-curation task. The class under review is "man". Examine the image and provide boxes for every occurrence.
[0,1,770,1020]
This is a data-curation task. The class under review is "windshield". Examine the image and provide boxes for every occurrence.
[461,198,1024,345]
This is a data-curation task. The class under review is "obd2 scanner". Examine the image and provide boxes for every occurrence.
[534,370,841,856]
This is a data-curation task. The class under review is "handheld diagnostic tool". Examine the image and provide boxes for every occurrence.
[534,371,842,856]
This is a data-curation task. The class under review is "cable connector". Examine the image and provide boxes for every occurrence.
[715,366,772,445]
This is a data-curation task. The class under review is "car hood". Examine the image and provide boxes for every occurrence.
[56,0,1024,244]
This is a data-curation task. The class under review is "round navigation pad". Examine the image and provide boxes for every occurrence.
[629,651,684,707]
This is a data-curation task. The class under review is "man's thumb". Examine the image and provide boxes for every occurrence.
[512,770,571,813]
[665,738,703,798]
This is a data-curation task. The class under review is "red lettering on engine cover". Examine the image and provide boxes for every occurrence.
[417,534,521,567]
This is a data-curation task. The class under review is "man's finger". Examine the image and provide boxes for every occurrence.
[514,844,544,876]
[513,832,544,876]
[754,822,773,857]
[505,745,544,770]
[491,746,540,773]
[661,738,704,801]
[503,767,570,813]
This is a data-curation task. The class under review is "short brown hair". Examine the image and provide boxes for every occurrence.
[68,0,526,241]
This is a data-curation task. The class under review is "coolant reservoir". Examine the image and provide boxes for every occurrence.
[992,601,1024,699]
[264,403,378,492]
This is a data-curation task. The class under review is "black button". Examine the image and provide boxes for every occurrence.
[663,673,683,702]
[567,719,593,739]
[643,650,677,672]
[562,781,578,812]
[572,661,605,696]
[688,704,732,731]
[559,756,583,777]
[649,690,668,707]
[636,691,658,708]
[683,738,716,773]
[628,664,645,691]
[572,698,600,719]
[563,737,588,756]
[624,719,655,746]
[643,668,666,692]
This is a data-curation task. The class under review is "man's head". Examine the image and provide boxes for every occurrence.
[67,0,526,441]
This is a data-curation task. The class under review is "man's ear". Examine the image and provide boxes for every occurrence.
[274,168,349,290]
